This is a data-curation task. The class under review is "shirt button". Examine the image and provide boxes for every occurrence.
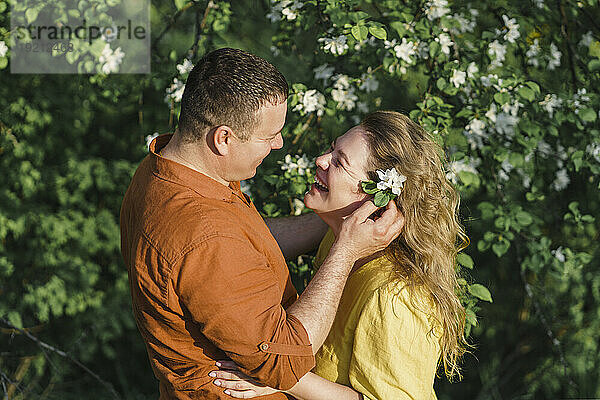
[260,343,269,351]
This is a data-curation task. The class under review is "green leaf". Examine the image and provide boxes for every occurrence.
[174,0,188,9]
[579,108,597,122]
[359,25,369,41]
[457,253,474,269]
[26,7,40,23]
[351,25,362,41]
[478,201,495,220]
[517,86,535,102]
[589,41,600,58]
[516,210,533,226]
[465,308,478,325]
[525,81,540,94]
[361,180,379,194]
[373,190,390,207]
[469,284,493,303]
[436,77,447,90]
[492,240,510,257]
[369,26,387,40]
[494,92,510,105]
[588,59,600,72]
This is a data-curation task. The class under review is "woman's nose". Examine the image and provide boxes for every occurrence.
[315,152,330,170]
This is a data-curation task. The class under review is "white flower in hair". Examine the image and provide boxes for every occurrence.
[376,168,407,195]
[362,167,407,207]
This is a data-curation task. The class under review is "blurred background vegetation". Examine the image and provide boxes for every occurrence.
[1,0,599,399]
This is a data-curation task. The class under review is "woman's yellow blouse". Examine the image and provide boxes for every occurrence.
[313,229,441,400]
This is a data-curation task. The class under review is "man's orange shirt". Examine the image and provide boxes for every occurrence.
[120,134,315,399]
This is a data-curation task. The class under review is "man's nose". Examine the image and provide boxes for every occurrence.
[271,132,283,150]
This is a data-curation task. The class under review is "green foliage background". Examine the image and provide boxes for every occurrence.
[1,0,599,399]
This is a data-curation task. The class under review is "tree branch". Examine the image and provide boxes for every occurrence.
[557,0,579,87]
[514,242,578,391]
[0,318,121,400]
[189,0,216,61]
[151,0,199,58]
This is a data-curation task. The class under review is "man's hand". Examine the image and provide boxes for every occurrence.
[333,199,405,263]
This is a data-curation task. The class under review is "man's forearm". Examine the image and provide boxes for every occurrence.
[265,213,328,260]
[285,372,363,400]
[286,240,356,353]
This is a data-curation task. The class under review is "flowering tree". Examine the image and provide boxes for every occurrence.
[1,0,599,399]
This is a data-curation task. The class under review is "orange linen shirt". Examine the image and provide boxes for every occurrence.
[120,134,315,399]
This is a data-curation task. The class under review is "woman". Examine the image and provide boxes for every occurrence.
[211,111,469,399]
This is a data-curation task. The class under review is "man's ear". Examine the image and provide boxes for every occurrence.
[212,125,235,156]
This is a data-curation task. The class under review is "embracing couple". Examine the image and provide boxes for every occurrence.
[120,48,468,400]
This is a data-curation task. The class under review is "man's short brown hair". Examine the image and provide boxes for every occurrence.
[177,48,288,142]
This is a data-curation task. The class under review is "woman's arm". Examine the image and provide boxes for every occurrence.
[211,361,363,400]
[285,372,364,400]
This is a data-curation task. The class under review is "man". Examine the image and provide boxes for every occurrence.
[120,48,403,399]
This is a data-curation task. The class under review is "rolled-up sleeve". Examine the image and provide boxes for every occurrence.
[175,235,315,390]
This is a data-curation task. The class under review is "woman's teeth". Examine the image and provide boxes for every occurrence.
[315,176,329,192]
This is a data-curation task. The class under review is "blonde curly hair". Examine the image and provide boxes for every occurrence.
[361,110,470,380]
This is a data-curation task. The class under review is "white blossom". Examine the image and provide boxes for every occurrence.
[296,154,310,174]
[552,168,570,191]
[376,168,407,195]
[485,103,497,122]
[586,143,600,163]
[570,88,590,114]
[547,43,561,70]
[480,74,498,87]
[450,13,476,34]
[384,39,397,49]
[552,246,566,262]
[356,101,369,114]
[281,154,311,175]
[435,33,453,55]
[99,43,125,74]
[536,140,552,157]
[425,0,450,21]
[313,64,335,84]
[450,69,466,88]
[526,39,541,67]
[165,78,185,103]
[501,15,520,43]
[498,158,514,181]
[488,40,507,68]
[270,45,281,56]
[359,73,379,93]
[446,158,480,184]
[240,180,252,197]
[417,40,430,59]
[292,198,305,215]
[539,93,562,117]
[465,118,486,150]
[394,38,417,63]
[293,89,326,116]
[176,59,194,75]
[579,31,594,48]
[266,0,303,22]
[495,112,519,136]
[101,25,118,42]
[0,41,7,57]
[533,0,544,8]
[467,62,479,78]
[145,132,159,150]
[318,35,349,56]
[330,74,358,110]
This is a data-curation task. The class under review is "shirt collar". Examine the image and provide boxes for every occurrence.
[149,133,249,205]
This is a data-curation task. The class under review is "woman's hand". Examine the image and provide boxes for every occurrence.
[210,360,280,399]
